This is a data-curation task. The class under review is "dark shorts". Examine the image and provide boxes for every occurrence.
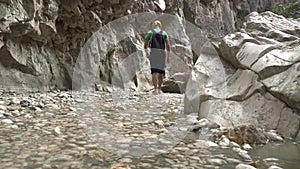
[149,49,166,75]
[151,68,165,75]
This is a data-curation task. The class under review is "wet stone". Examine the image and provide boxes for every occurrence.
[268,166,283,169]
[235,163,257,169]
[207,158,227,166]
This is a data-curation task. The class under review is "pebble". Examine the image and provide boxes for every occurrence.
[45,104,59,109]
[120,158,133,163]
[230,141,241,148]
[75,99,86,103]
[219,135,230,146]
[265,131,284,142]
[69,107,77,111]
[138,162,152,168]
[54,126,61,135]
[0,110,4,117]
[0,105,7,110]
[195,140,218,148]
[34,107,42,112]
[1,119,13,124]
[235,164,257,169]
[196,118,210,127]
[207,158,227,165]
[10,98,20,104]
[24,114,33,118]
[268,166,283,169]
[154,120,164,126]
[238,152,252,162]
[206,140,219,147]
[226,158,242,164]
[187,114,198,124]
[10,125,19,129]
[242,144,252,150]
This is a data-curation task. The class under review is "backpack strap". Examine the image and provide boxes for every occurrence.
[148,29,155,48]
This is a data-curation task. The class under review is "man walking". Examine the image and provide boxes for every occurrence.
[144,20,171,94]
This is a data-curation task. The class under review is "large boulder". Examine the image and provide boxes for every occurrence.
[185,11,300,140]
[217,11,300,111]
[262,63,300,110]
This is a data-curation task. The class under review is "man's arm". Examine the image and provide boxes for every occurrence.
[144,40,150,57]
[165,38,171,63]
[144,40,149,49]
[165,38,170,52]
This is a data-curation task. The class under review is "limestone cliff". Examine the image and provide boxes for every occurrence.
[0,0,294,91]
[185,11,300,139]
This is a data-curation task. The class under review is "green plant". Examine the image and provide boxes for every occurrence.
[272,1,297,16]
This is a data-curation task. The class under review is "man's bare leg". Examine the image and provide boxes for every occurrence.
[152,73,158,94]
[157,73,163,93]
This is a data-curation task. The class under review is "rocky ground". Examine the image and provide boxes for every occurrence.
[0,90,298,169]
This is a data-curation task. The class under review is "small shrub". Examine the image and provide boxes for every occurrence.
[272,1,297,16]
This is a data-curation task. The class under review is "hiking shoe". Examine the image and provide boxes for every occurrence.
[152,90,158,95]
[157,89,163,94]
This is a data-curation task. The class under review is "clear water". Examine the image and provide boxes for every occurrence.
[249,140,300,169]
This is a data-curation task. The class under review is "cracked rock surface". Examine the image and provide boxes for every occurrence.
[185,11,300,140]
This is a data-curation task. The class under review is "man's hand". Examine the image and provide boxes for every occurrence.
[144,40,150,58]
[166,51,170,63]
[145,49,150,58]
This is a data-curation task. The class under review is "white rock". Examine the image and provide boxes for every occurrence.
[116,138,132,144]
[46,104,59,109]
[187,114,198,124]
[219,135,231,146]
[232,147,248,154]
[10,98,20,104]
[154,120,164,126]
[0,105,7,111]
[154,0,166,11]
[11,110,21,116]
[0,100,5,105]
[265,131,284,142]
[54,126,61,135]
[226,158,242,164]
[238,152,252,162]
[1,119,13,124]
[263,158,279,162]
[34,107,42,112]
[242,144,252,150]
[45,112,54,116]
[268,165,283,169]
[24,114,33,118]
[205,140,219,147]
[10,125,19,129]
[119,157,132,163]
[230,141,241,148]
[75,99,86,103]
[197,118,210,127]
[235,164,256,169]
[69,107,77,111]
[207,158,227,165]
